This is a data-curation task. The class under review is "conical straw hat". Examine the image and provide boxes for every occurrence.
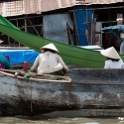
[100,46,120,59]
[0,39,4,44]
[40,43,60,54]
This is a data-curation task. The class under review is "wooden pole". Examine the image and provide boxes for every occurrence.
[24,15,27,32]
[67,25,73,45]
[16,19,20,47]
[28,19,40,36]
[73,8,80,45]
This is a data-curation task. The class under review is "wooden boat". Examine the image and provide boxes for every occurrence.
[0,68,124,117]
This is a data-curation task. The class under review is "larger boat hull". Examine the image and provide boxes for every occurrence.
[0,68,124,116]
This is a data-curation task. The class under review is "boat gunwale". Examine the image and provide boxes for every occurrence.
[1,70,124,85]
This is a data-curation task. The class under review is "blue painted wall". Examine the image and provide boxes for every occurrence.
[75,6,92,45]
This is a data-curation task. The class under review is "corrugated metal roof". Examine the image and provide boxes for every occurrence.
[76,0,123,4]
[0,1,23,17]
[0,0,123,17]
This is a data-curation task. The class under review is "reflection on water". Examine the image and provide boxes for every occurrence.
[0,115,120,124]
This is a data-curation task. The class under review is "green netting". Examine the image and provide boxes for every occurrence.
[0,15,124,68]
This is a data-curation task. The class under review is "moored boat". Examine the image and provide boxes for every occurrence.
[0,68,124,117]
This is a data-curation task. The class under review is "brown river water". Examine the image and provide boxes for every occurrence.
[0,114,123,124]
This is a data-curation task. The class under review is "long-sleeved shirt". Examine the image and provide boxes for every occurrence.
[30,51,68,74]
[104,59,124,69]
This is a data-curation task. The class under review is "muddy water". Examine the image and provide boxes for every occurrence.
[0,115,122,123]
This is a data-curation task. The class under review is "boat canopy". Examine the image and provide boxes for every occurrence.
[0,15,124,68]
[101,25,124,42]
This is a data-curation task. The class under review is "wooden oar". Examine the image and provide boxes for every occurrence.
[0,69,71,81]
[29,71,71,81]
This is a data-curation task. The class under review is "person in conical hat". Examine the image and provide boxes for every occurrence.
[100,46,124,69]
[40,43,60,55]
[29,43,69,75]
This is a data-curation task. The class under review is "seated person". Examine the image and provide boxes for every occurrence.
[101,47,124,69]
[0,53,12,69]
[120,41,124,54]
[29,43,69,75]
[100,46,124,69]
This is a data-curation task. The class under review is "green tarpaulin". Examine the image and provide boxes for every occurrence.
[0,15,124,68]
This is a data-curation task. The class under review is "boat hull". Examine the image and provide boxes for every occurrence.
[0,68,124,116]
